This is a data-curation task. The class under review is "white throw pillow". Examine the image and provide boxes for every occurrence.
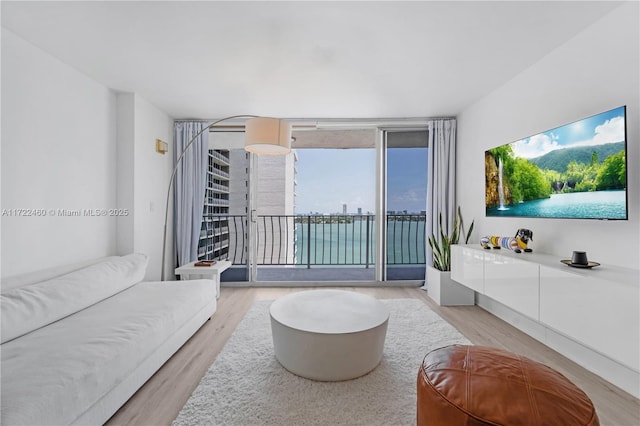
[0,253,148,344]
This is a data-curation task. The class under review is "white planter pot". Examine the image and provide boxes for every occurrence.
[426,265,475,306]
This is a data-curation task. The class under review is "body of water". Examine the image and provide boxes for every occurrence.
[294,220,426,266]
[486,190,626,219]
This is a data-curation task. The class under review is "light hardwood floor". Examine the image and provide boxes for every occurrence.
[107,287,640,425]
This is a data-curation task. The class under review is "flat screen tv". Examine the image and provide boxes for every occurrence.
[485,106,627,220]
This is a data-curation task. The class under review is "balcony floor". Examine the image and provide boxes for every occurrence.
[221,266,425,282]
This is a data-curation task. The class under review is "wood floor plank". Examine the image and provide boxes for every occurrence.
[106,287,640,425]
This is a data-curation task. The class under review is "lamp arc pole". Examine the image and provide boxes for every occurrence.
[160,114,258,281]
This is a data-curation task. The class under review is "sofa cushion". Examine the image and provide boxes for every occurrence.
[0,279,216,425]
[0,253,148,343]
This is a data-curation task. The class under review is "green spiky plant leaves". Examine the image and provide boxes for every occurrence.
[427,207,474,271]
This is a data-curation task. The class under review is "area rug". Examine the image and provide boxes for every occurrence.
[173,298,471,426]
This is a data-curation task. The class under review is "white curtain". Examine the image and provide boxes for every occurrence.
[174,122,209,267]
[426,118,457,268]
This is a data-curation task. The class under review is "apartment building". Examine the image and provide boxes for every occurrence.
[198,148,297,265]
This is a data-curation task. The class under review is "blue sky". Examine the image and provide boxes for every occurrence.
[294,148,427,214]
[387,148,428,213]
[511,106,626,159]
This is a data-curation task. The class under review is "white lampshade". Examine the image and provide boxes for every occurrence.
[244,117,292,155]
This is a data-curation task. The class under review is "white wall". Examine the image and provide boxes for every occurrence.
[1,28,117,277]
[116,94,135,256]
[116,94,174,281]
[132,95,174,281]
[1,29,174,281]
[457,2,639,269]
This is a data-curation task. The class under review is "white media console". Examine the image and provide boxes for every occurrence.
[451,244,639,398]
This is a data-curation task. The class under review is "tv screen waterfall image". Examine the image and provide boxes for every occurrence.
[485,106,627,220]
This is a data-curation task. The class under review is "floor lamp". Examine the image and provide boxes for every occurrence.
[161,115,292,281]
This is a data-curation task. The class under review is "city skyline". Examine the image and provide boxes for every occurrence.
[294,148,428,214]
[295,149,376,214]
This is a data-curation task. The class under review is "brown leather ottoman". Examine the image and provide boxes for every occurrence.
[417,345,599,426]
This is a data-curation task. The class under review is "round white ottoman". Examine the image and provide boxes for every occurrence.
[269,290,389,381]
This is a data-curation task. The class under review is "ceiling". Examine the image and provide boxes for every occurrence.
[1,1,622,120]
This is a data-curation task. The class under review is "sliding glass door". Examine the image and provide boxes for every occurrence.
[384,130,428,281]
[282,147,376,282]
[206,124,428,285]
[207,131,310,282]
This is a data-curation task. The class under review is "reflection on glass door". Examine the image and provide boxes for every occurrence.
[385,131,428,280]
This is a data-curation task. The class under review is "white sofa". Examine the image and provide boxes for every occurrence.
[1,254,217,425]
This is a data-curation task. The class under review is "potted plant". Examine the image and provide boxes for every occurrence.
[426,207,475,305]
[428,206,474,271]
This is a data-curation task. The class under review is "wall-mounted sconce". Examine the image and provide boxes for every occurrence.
[156,139,168,154]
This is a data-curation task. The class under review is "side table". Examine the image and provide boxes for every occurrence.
[174,260,231,299]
